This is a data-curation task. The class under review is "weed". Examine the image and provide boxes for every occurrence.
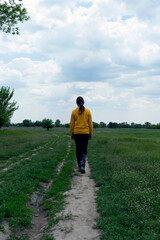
[0,224,5,232]
[41,234,54,240]
[7,233,29,240]
[59,226,73,233]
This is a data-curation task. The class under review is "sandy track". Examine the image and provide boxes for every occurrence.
[53,161,100,240]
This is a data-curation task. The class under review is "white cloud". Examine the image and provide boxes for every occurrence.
[1,0,160,124]
[139,42,160,66]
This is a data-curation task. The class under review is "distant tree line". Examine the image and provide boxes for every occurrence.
[93,121,160,129]
[5,120,160,131]
[8,119,70,131]
[1,86,160,131]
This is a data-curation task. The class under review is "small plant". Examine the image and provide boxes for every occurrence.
[41,234,54,240]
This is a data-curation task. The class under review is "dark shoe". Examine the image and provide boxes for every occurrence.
[80,166,86,174]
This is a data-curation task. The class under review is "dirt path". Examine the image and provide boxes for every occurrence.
[52,160,100,240]
[0,221,10,240]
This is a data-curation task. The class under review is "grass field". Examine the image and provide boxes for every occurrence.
[1,128,160,239]
[0,128,75,240]
[88,128,160,240]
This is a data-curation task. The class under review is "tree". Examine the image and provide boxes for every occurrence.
[22,119,32,127]
[99,122,107,128]
[0,110,9,128]
[131,122,143,128]
[33,120,42,127]
[65,123,70,128]
[118,122,130,128]
[0,0,30,34]
[55,119,61,127]
[0,86,19,128]
[131,122,135,128]
[93,121,99,129]
[155,123,160,129]
[108,122,118,128]
[42,118,53,131]
[145,122,151,129]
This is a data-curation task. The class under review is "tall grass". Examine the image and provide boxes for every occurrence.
[88,129,160,240]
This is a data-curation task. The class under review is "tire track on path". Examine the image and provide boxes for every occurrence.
[0,143,53,173]
[0,141,71,240]
[25,141,71,240]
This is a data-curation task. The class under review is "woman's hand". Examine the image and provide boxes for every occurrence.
[71,135,74,140]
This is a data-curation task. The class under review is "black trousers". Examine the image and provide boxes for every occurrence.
[74,134,89,167]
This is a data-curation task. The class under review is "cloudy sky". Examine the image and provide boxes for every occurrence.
[1,0,160,124]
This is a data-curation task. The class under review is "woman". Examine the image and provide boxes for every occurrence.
[70,96,93,173]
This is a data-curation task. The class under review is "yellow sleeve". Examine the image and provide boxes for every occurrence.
[88,110,93,136]
[70,111,75,136]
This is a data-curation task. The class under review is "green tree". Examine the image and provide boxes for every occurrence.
[0,86,19,128]
[118,122,130,128]
[55,119,61,127]
[93,121,99,129]
[0,0,30,34]
[145,122,151,129]
[22,119,32,127]
[33,120,42,127]
[155,123,160,129]
[131,122,143,128]
[131,122,135,128]
[99,122,107,128]
[42,118,53,131]
[65,123,70,128]
[108,122,118,128]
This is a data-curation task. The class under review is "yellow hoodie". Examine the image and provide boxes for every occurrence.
[70,107,93,136]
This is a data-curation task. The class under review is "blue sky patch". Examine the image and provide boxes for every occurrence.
[122,15,134,21]
[76,2,93,8]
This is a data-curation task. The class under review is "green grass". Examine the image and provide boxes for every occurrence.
[0,129,56,161]
[2,128,160,240]
[88,128,160,240]
[0,129,75,240]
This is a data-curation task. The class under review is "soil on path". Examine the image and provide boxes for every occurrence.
[52,161,100,240]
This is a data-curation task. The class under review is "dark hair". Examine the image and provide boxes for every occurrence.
[76,96,85,113]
